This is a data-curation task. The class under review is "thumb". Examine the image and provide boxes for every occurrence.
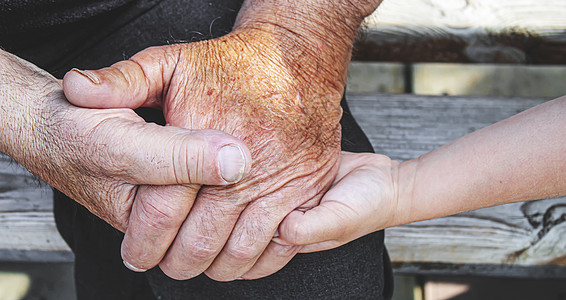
[98,117,252,185]
[62,45,181,109]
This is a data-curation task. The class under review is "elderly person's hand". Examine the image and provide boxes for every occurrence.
[0,49,250,251]
[63,0,383,281]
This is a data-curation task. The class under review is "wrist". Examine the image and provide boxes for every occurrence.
[0,51,13,155]
[389,158,419,228]
[235,0,380,38]
[234,1,361,47]
[232,1,381,96]
[0,50,61,159]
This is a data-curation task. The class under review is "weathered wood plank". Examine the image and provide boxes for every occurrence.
[0,155,70,261]
[347,93,566,269]
[0,157,53,212]
[0,211,71,262]
[393,262,566,279]
[355,0,566,64]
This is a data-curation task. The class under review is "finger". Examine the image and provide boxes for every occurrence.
[296,240,344,253]
[62,45,181,109]
[274,157,369,247]
[157,188,245,280]
[91,117,251,185]
[240,242,301,280]
[276,201,351,246]
[203,192,298,282]
[121,184,200,272]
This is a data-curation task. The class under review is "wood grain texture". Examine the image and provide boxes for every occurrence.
[355,0,566,64]
[347,93,566,269]
[0,155,70,262]
[0,156,52,212]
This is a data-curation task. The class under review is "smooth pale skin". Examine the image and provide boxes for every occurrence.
[63,0,383,281]
[275,96,566,258]
[0,50,251,243]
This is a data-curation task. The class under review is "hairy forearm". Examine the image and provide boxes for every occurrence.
[0,50,22,155]
[0,50,58,159]
[393,96,566,227]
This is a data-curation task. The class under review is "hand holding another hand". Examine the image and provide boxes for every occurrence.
[273,152,400,254]
[63,25,344,280]
[63,0,386,281]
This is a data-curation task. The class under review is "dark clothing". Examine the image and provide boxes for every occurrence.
[4,0,393,298]
[0,0,161,75]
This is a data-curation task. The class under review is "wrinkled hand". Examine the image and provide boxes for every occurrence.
[63,26,345,280]
[255,152,399,276]
[0,50,250,252]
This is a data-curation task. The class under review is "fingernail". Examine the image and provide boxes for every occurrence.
[273,229,279,238]
[123,260,147,272]
[71,68,101,84]
[218,144,246,183]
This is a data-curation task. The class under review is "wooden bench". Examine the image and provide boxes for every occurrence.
[356,0,566,64]
[1,0,565,279]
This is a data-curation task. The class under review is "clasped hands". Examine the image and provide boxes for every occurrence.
[61,25,399,281]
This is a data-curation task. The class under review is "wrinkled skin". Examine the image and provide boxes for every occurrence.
[0,49,249,237]
[64,26,346,280]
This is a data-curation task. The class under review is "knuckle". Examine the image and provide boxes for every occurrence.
[171,138,206,184]
[188,141,207,184]
[184,239,219,263]
[137,198,183,231]
[225,243,258,263]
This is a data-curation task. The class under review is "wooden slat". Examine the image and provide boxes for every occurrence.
[355,0,566,64]
[0,155,71,262]
[393,262,566,279]
[0,157,53,212]
[347,93,566,271]
[0,211,73,262]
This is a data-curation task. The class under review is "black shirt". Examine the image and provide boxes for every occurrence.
[0,0,161,75]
